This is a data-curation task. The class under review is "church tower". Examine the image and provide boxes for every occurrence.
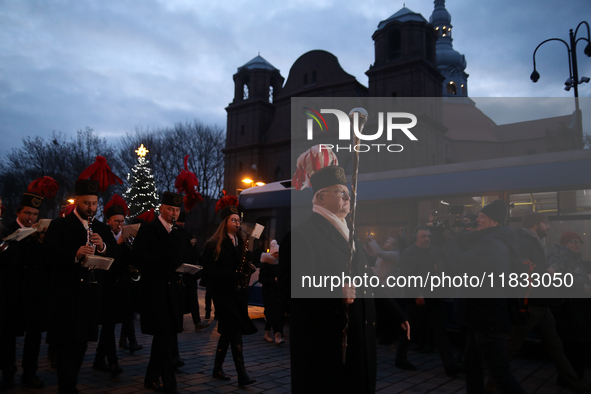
[429,0,469,97]
[366,7,443,97]
[224,55,284,194]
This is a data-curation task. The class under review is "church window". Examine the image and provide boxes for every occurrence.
[388,29,401,60]
[243,84,249,100]
[269,86,274,103]
[303,73,308,85]
[312,71,317,83]
[447,81,457,95]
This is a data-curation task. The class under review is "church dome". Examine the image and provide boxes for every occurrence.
[436,42,466,70]
[429,0,451,26]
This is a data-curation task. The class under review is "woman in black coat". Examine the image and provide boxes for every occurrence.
[202,205,257,387]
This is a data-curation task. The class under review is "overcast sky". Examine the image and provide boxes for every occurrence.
[1,0,590,157]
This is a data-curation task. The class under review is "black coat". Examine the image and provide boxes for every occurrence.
[99,239,132,324]
[132,218,189,335]
[202,234,257,336]
[290,212,406,394]
[445,225,520,332]
[0,221,26,336]
[43,212,118,344]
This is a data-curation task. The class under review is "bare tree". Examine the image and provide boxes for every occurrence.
[0,128,122,222]
[119,120,225,242]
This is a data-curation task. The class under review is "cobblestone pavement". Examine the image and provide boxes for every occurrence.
[10,290,589,393]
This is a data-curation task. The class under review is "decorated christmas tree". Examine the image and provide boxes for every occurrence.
[124,144,159,219]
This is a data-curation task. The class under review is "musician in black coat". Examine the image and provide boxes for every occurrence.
[0,192,49,390]
[290,166,409,394]
[43,180,118,394]
[132,192,190,394]
[202,204,257,387]
[93,196,131,377]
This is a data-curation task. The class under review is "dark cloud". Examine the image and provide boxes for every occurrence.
[1,0,590,156]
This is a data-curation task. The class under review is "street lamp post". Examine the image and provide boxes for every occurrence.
[530,21,591,148]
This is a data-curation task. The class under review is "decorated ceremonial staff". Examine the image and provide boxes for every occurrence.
[0,177,58,390]
[132,155,202,394]
[203,192,257,387]
[43,156,121,394]
[93,194,133,377]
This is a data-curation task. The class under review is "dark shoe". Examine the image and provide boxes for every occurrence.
[204,311,211,319]
[21,374,45,389]
[172,357,185,369]
[238,375,257,387]
[212,369,231,381]
[445,363,465,378]
[0,376,15,391]
[195,321,210,331]
[110,363,123,378]
[144,381,165,392]
[92,357,110,372]
[395,360,417,371]
[119,338,130,350]
[128,342,143,353]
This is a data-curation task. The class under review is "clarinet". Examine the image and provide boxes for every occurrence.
[236,227,256,292]
[86,215,98,285]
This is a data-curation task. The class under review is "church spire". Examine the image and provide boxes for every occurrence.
[429,0,469,97]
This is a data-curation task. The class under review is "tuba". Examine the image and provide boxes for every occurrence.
[236,227,256,292]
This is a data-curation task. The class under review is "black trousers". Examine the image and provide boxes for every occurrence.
[145,333,176,391]
[96,323,118,365]
[56,341,87,394]
[0,329,42,378]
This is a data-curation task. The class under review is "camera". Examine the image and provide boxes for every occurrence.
[428,204,465,233]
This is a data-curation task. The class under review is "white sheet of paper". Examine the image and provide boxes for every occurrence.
[122,224,141,238]
[82,255,114,270]
[251,223,264,240]
[3,227,37,242]
[36,219,52,232]
[175,263,203,275]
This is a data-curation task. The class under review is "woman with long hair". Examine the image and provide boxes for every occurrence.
[202,204,257,387]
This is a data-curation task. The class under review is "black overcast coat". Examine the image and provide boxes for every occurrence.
[132,218,189,336]
[43,212,118,344]
[202,234,257,336]
[290,212,406,394]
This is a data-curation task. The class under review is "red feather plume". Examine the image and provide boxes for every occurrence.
[215,190,238,213]
[175,155,203,212]
[27,176,59,199]
[78,156,123,192]
[104,194,129,217]
[137,209,156,223]
[60,204,76,218]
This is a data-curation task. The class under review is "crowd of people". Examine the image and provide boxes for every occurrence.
[0,158,276,394]
[290,164,590,394]
[2,160,591,394]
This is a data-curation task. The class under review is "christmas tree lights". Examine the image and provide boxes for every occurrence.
[125,144,159,219]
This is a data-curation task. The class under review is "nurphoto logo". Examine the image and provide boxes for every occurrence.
[304,107,418,153]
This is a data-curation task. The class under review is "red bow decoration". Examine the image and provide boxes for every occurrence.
[78,156,123,192]
[60,204,76,218]
[27,176,59,199]
[137,209,156,223]
[175,155,203,212]
[104,194,129,217]
[292,145,339,191]
[215,190,238,213]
